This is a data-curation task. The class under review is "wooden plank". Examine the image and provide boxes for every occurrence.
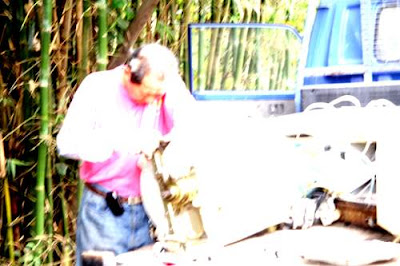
[335,198,377,229]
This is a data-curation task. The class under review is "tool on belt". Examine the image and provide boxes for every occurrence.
[85,183,142,216]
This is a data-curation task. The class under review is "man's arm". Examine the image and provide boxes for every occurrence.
[56,75,113,162]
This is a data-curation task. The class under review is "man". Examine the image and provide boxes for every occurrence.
[56,43,196,265]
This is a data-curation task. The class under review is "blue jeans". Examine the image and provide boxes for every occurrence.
[76,185,154,266]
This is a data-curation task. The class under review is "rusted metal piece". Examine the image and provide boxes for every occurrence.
[335,197,377,229]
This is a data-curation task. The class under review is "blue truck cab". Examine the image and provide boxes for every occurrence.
[188,0,400,115]
[298,0,400,111]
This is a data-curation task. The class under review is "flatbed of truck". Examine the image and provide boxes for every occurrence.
[115,222,400,265]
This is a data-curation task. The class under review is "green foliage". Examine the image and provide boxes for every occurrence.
[156,21,176,42]
[109,0,134,54]
[6,159,33,179]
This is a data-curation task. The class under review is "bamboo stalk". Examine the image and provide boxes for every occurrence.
[45,154,54,264]
[56,0,73,114]
[44,77,55,264]
[146,20,152,43]
[60,184,72,266]
[179,0,192,84]
[16,0,34,121]
[1,133,15,263]
[197,0,206,91]
[221,0,231,22]
[35,0,52,262]
[0,73,7,130]
[170,0,177,46]
[79,0,91,82]
[208,28,224,90]
[268,52,276,91]
[77,0,83,68]
[230,27,238,87]
[0,133,5,178]
[255,28,261,90]
[4,176,15,263]
[96,0,108,70]
[205,0,222,90]
[159,0,168,46]
[233,10,250,90]
[216,0,232,90]
[243,28,256,90]
[220,29,233,90]
[76,0,91,206]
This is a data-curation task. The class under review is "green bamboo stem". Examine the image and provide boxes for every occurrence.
[242,28,256,90]
[56,0,73,114]
[180,0,192,85]
[230,27,238,85]
[197,0,206,91]
[97,0,108,70]
[217,0,232,90]
[76,0,91,206]
[205,0,223,90]
[268,52,276,91]
[170,0,177,44]
[60,184,72,266]
[0,73,9,130]
[45,155,54,264]
[1,133,14,263]
[255,28,261,90]
[35,0,52,262]
[205,33,217,90]
[209,0,231,90]
[220,29,233,90]
[16,0,33,121]
[208,28,224,90]
[233,10,250,90]
[158,0,167,45]
[275,58,283,91]
[282,32,291,90]
[4,177,15,263]
[78,0,90,84]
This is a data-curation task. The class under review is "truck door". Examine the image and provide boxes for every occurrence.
[188,23,302,118]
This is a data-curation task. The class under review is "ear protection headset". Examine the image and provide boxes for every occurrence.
[126,47,150,84]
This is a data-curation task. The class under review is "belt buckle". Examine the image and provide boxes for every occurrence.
[127,196,141,205]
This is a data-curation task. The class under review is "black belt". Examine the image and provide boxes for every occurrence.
[85,183,142,205]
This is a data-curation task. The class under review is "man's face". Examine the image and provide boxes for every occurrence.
[124,66,165,104]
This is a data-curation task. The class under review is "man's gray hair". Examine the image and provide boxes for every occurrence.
[129,43,180,80]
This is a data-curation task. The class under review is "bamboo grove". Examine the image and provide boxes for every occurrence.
[0,0,308,264]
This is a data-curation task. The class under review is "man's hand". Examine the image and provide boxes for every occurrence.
[139,129,162,158]
[137,130,163,170]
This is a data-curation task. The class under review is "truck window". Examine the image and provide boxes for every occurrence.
[187,23,302,117]
[188,24,301,95]
[375,6,400,62]
[306,1,362,68]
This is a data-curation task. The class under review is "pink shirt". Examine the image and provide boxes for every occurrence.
[57,66,195,197]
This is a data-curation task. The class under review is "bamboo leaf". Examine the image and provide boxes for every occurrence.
[0,97,15,108]
[112,0,126,9]
[116,17,130,30]
[6,159,27,179]
[156,21,175,41]
[55,162,68,176]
